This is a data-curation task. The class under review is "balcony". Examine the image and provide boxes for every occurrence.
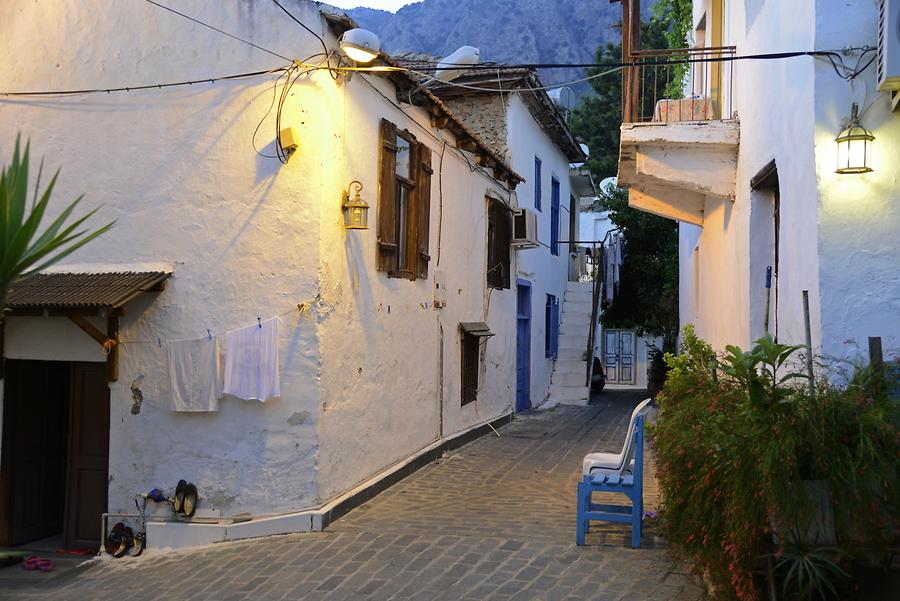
[617,46,740,226]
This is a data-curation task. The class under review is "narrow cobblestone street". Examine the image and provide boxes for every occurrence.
[2,391,701,601]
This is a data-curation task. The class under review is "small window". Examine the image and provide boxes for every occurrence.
[460,322,493,406]
[377,119,433,280]
[545,294,559,359]
[534,156,542,211]
[550,177,560,256]
[487,198,511,289]
[461,332,479,405]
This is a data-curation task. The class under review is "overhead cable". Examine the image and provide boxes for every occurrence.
[143,0,291,62]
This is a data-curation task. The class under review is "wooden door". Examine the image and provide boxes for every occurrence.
[604,330,636,385]
[4,360,70,546]
[64,362,109,549]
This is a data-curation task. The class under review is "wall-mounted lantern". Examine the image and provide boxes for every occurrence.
[835,102,874,174]
[342,180,369,230]
[339,28,380,64]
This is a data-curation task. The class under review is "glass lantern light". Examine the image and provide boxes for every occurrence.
[341,180,369,230]
[835,103,874,174]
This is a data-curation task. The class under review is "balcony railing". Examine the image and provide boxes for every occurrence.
[622,46,736,124]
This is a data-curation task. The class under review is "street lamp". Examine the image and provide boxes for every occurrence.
[835,103,874,174]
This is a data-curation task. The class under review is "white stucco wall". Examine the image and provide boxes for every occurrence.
[681,0,821,352]
[680,0,899,365]
[314,71,516,501]
[813,0,900,361]
[505,95,574,406]
[0,0,519,520]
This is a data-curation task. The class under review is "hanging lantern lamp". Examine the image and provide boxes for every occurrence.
[341,180,369,230]
[835,103,874,174]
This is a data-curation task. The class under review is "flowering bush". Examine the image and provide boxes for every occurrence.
[651,326,899,600]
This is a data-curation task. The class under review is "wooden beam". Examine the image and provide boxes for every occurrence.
[107,313,119,382]
[68,314,119,382]
[69,314,107,346]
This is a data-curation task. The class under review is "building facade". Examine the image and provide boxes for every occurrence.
[0,0,575,550]
[617,0,900,362]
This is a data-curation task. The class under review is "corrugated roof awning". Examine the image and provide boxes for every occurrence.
[7,271,170,310]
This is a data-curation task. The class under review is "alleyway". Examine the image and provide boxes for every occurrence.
[2,392,701,601]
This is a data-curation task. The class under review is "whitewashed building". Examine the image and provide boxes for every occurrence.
[418,68,591,407]
[0,1,574,551]
[616,0,900,360]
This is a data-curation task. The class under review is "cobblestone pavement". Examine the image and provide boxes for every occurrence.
[2,391,702,601]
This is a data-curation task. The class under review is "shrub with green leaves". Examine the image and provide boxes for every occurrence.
[651,326,899,600]
[0,134,114,309]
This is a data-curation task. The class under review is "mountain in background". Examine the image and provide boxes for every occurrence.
[331,0,622,92]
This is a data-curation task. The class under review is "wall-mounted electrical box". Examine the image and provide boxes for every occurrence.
[433,270,447,308]
[280,127,299,158]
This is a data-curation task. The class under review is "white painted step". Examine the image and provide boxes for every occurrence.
[566,282,593,292]
[548,384,590,406]
[564,290,593,303]
[560,322,587,336]
[558,347,588,361]
[554,360,588,374]
[563,300,592,314]
[551,370,589,386]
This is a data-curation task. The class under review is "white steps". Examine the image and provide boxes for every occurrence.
[548,281,593,406]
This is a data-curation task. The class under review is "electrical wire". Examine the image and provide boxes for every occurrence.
[0,66,288,97]
[143,0,291,62]
[271,0,329,60]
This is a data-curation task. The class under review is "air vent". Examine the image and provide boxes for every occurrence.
[877,0,900,91]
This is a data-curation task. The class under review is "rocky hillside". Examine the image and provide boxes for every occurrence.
[331,0,621,90]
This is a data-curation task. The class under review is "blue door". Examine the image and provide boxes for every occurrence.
[516,279,532,412]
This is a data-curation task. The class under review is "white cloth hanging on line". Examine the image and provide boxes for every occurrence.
[167,337,221,412]
[222,317,281,402]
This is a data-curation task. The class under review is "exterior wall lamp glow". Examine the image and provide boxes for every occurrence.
[342,181,369,229]
[835,103,874,174]
[339,28,380,64]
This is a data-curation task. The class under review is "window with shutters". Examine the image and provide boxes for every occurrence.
[545,294,559,359]
[486,197,511,289]
[550,177,560,256]
[377,119,433,280]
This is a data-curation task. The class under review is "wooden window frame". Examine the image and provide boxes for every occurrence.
[377,119,433,280]
[534,156,542,211]
[486,197,511,290]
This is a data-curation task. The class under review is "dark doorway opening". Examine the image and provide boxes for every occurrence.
[1,360,109,550]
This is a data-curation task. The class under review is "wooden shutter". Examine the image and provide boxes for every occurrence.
[415,142,433,280]
[377,119,398,272]
[498,203,511,288]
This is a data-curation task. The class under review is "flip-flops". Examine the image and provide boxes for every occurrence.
[173,480,187,514]
[105,522,134,558]
[183,483,198,518]
[131,532,145,557]
[22,556,53,572]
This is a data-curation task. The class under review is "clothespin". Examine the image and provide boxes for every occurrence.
[298,302,308,314]
[387,305,391,314]
[257,317,262,329]
[207,329,212,340]
[157,337,162,348]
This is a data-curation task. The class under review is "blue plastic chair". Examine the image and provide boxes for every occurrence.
[576,413,645,548]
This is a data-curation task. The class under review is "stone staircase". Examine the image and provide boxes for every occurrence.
[548,281,592,406]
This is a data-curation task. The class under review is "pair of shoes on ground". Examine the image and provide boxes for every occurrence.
[173,480,198,518]
[22,555,53,572]
[105,523,144,558]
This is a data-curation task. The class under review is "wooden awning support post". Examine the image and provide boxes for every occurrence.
[68,313,119,382]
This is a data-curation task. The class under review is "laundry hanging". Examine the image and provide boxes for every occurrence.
[222,317,281,402]
[167,337,221,412]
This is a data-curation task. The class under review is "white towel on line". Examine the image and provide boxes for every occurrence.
[222,317,281,402]
[167,337,221,412]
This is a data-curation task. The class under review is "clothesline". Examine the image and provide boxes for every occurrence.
[117,295,321,346]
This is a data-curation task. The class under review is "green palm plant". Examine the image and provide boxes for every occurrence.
[0,135,114,310]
